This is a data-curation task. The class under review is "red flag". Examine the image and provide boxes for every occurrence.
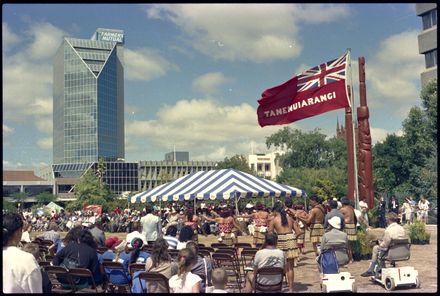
[257,52,351,127]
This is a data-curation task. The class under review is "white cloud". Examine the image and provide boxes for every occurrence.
[367,30,424,114]
[145,4,350,62]
[25,22,67,60]
[126,98,285,160]
[2,22,21,51]
[192,72,229,94]
[37,137,53,150]
[370,127,390,144]
[125,48,178,81]
[3,124,14,137]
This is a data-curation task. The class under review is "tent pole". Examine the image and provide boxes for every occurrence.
[271,196,274,207]
[194,197,196,214]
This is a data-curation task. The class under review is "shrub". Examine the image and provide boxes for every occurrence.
[409,220,431,243]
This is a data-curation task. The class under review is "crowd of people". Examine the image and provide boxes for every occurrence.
[2,194,431,293]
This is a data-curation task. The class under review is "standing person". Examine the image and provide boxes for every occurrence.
[389,195,399,215]
[359,198,370,227]
[184,209,200,242]
[3,212,43,293]
[408,196,416,224]
[339,197,357,263]
[202,208,241,246]
[236,202,269,247]
[378,195,387,228]
[293,204,307,255]
[297,195,326,257]
[401,198,412,225]
[417,195,430,224]
[283,198,301,266]
[140,206,162,242]
[168,248,202,293]
[268,202,298,292]
[21,222,33,243]
[323,199,346,231]
[89,219,106,247]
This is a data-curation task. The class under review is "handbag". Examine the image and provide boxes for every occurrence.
[60,250,81,284]
[318,249,339,274]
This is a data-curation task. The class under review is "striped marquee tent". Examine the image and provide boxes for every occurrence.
[129,168,305,204]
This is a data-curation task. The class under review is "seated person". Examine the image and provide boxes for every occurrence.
[209,268,229,293]
[319,216,349,267]
[243,232,286,292]
[101,237,130,286]
[22,243,52,293]
[361,212,407,277]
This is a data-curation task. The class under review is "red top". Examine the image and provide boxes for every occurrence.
[185,221,198,230]
[254,217,267,227]
[218,221,234,233]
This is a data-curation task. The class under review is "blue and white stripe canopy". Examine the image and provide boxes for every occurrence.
[129,168,305,203]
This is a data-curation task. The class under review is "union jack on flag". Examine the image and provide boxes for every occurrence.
[296,52,348,92]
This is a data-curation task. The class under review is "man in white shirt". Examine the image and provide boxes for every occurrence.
[126,221,148,247]
[140,206,162,242]
[361,212,407,277]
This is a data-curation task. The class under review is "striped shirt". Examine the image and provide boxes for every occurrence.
[163,235,179,249]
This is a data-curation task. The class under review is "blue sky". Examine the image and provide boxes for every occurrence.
[3,4,425,169]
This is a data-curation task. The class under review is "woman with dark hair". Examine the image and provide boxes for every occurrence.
[3,212,43,293]
[236,202,269,247]
[129,238,150,264]
[168,248,202,293]
[177,225,195,250]
[145,238,178,292]
[268,201,300,292]
[202,208,241,246]
[53,227,102,287]
[56,225,83,254]
[184,208,200,242]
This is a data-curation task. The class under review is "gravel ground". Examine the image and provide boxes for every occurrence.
[40,225,437,293]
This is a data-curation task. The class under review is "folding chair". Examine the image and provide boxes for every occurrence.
[198,243,206,247]
[68,267,102,293]
[240,248,258,277]
[253,267,284,293]
[40,239,54,247]
[199,246,215,253]
[102,261,131,293]
[129,263,146,277]
[212,253,242,292]
[211,243,227,249]
[198,249,212,260]
[235,242,252,249]
[168,249,179,261]
[44,265,74,294]
[137,271,170,293]
[97,247,108,254]
[40,261,52,268]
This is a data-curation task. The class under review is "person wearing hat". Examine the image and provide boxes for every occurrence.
[101,237,130,287]
[361,212,407,277]
[320,216,349,266]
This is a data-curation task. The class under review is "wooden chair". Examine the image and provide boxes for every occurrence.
[253,267,284,293]
[198,243,205,247]
[147,241,156,245]
[137,272,170,293]
[40,261,52,268]
[215,248,241,270]
[142,245,153,252]
[102,261,131,293]
[212,253,242,292]
[68,268,102,293]
[44,265,74,294]
[255,243,263,249]
[45,254,54,261]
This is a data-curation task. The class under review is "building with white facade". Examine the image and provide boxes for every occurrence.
[248,151,284,180]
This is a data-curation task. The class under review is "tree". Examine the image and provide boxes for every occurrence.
[72,169,113,210]
[35,192,57,205]
[11,192,27,209]
[420,79,437,144]
[96,157,107,186]
[266,127,347,170]
[215,154,255,175]
[312,179,337,202]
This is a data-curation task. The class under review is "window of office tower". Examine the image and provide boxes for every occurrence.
[422,9,437,30]
[425,49,437,68]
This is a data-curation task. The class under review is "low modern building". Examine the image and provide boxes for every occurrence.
[248,151,284,180]
[138,160,216,191]
[165,151,190,162]
[416,3,437,86]
[3,170,55,202]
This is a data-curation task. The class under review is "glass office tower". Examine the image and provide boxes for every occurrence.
[53,28,124,164]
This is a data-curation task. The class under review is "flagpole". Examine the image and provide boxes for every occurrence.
[347,48,360,209]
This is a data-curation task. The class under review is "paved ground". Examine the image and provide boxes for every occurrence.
[46,225,437,293]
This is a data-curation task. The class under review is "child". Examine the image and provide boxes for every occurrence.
[168,248,202,293]
[209,268,228,293]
